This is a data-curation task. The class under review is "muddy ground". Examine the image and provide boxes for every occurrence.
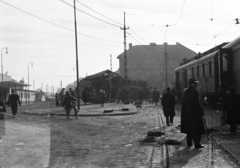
[0,102,238,168]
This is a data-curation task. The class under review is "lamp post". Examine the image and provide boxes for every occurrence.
[28,62,33,104]
[1,47,8,101]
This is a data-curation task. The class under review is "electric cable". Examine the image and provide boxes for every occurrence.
[60,0,120,28]
[75,0,123,26]
[171,0,186,26]
[0,0,121,43]
[98,0,123,13]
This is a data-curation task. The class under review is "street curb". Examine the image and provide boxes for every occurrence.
[23,110,138,117]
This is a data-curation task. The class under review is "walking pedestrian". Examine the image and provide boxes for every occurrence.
[63,91,78,119]
[99,89,105,107]
[222,86,240,133]
[7,89,21,118]
[153,88,160,106]
[181,77,206,148]
[161,87,176,126]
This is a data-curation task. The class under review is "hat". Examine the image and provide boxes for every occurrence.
[188,77,199,84]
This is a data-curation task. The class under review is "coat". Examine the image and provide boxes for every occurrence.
[222,93,240,125]
[8,94,21,106]
[153,90,160,102]
[63,95,78,108]
[161,92,175,117]
[181,86,206,135]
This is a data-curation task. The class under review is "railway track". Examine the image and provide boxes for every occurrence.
[145,106,171,168]
[143,103,240,168]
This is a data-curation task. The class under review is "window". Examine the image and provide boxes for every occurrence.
[202,64,205,77]
[191,67,194,77]
[197,66,200,77]
[209,61,212,76]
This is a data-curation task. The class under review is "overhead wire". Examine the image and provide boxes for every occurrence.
[75,0,123,26]
[0,0,121,43]
[98,0,123,13]
[60,0,121,28]
[171,0,186,26]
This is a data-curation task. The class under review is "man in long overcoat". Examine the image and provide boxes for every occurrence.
[222,86,240,133]
[153,88,160,106]
[8,90,21,118]
[161,87,175,126]
[181,77,206,148]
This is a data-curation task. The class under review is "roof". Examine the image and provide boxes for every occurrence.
[0,81,30,88]
[82,70,120,81]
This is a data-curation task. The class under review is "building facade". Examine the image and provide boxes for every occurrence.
[117,42,197,92]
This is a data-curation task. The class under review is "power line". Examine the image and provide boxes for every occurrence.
[171,0,186,26]
[60,0,120,28]
[0,0,121,43]
[98,0,123,13]
[76,0,123,26]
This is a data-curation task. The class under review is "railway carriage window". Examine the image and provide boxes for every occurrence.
[209,61,212,76]
[202,64,205,77]
[191,67,194,77]
[222,55,228,71]
[197,66,200,77]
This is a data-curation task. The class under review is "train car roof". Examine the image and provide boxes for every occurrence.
[175,51,218,71]
[223,36,240,49]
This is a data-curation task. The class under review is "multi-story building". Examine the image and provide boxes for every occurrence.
[117,42,197,92]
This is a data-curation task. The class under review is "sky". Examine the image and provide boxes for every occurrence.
[0,0,239,92]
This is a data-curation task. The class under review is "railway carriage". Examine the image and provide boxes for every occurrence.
[174,36,240,103]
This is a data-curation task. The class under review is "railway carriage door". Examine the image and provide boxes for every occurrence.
[183,69,187,88]
[219,48,232,90]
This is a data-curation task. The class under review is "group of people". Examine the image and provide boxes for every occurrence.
[55,87,79,119]
[217,83,240,133]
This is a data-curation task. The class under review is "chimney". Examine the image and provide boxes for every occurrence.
[129,43,132,48]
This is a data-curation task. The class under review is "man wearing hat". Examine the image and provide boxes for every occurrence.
[180,77,206,148]
[7,89,21,118]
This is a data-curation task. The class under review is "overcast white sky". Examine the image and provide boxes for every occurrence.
[0,0,239,92]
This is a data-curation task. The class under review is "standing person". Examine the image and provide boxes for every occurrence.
[63,91,78,119]
[55,93,59,106]
[138,88,143,104]
[121,87,125,104]
[161,87,176,126]
[59,88,65,106]
[82,89,88,105]
[99,89,105,107]
[222,86,240,133]
[181,77,206,148]
[69,88,74,97]
[7,90,21,118]
[153,88,160,106]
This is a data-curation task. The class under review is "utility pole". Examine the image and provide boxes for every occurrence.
[73,0,80,110]
[120,12,129,103]
[60,80,62,90]
[110,54,112,71]
[164,42,168,88]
